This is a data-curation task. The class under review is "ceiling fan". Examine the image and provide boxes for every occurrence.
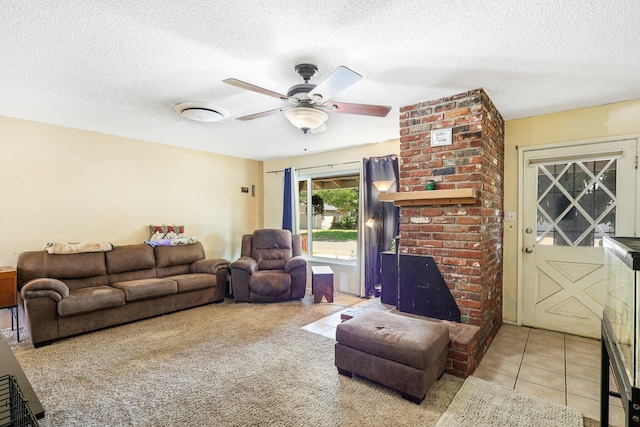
[223,64,391,134]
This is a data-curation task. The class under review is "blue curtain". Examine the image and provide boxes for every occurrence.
[362,155,400,297]
[282,168,293,231]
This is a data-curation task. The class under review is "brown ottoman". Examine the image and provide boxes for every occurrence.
[335,310,449,403]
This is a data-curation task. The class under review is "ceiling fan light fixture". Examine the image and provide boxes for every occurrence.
[284,107,328,134]
[175,103,229,122]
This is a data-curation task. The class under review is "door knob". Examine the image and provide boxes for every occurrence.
[525,247,534,254]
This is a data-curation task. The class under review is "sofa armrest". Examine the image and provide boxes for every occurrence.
[285,256,307,273]
[230,256,258,274]
[191,258,229,274]
[20,278,69,302]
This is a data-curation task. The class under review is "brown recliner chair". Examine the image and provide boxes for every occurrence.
[230,229,307,302]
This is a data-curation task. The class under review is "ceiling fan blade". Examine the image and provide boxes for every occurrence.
[223,78,288,100]
[308,66,362,103]
[235,106,291,121]
[326,101,392,117]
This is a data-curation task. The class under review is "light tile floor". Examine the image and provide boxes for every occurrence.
[302,299,626,426]
[475,323,625,426]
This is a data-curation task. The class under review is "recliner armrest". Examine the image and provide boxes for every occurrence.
[21,278,69,302]
[285,256,307,273]
[191,258,229,274]
[230,257,258,274]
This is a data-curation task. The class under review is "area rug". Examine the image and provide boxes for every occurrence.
[3,294,464,426]
[435,375,584,427]
[3,292,594,427]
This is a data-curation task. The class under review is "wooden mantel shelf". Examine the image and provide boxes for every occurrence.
[378,188,477,206]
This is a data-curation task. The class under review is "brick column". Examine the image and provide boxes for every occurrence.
[398,88,504,375]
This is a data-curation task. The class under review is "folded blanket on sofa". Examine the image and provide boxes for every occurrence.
[43,241,114,254]
[172,236,198,245]
[144,239,174,247]
[144,237,198,247]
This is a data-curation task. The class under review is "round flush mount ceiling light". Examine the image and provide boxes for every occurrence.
[174,103,229,122]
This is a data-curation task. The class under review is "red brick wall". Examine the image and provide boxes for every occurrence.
[398,88,505,370]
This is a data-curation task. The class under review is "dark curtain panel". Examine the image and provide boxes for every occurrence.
[362,155,399,297]
[282,168,293,231]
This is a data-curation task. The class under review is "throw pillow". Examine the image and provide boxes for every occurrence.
[149,225,167,241]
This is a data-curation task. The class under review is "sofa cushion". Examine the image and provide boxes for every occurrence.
[44,252,106,279]
[57,286,126,317]
[154,243,204,268]
[167,274,216,293]
[111,278,177,302]
[106,244,155,274]
[17,251,109,291]
[249,270,290,296]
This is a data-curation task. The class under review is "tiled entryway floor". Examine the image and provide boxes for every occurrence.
[475,323,624,426]
[303,299,626,426]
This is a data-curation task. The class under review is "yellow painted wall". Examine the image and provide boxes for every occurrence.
[263,139,400,295]
[503,99,640,322]
[0,115,263,266]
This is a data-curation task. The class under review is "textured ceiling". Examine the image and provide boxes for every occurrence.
[1,1,639,161]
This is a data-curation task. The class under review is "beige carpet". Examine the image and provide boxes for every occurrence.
[436,375,583,427]
[3,292,594,426]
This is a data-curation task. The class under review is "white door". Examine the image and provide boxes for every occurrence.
[521,139,637,338]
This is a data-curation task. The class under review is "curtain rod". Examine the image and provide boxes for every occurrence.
[265,160,360,175]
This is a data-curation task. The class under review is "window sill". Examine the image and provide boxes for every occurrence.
[304,256,356,267]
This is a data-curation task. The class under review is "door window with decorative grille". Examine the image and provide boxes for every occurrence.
[536,158,617,247]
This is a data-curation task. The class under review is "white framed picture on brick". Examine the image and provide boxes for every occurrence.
[430,128,452,147]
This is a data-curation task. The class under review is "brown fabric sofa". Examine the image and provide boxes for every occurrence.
[17,242,228,347]
[230,229,307,302]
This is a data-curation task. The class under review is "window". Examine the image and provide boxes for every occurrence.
[298,171,359,261]
[536,159,617,247]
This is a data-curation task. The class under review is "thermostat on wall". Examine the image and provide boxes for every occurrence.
[431,128,452,147]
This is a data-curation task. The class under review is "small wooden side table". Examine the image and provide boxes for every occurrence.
[0,266,20,342]
[312,266,334,303]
